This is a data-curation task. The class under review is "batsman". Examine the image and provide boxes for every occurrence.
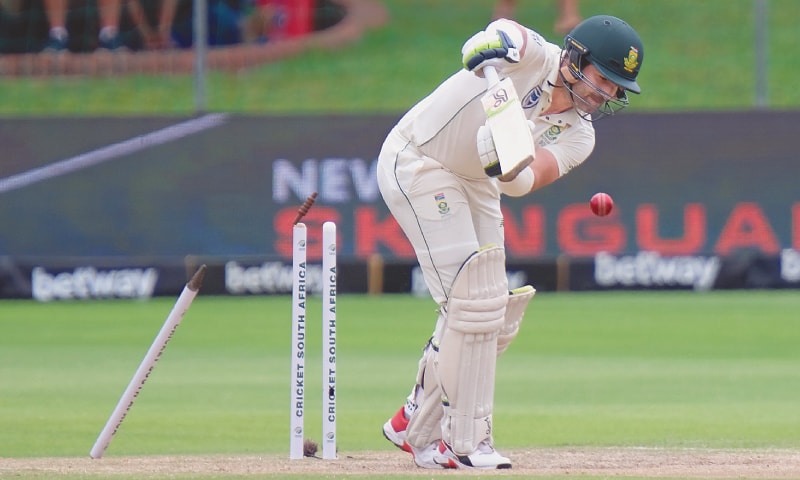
[377,15,644,469]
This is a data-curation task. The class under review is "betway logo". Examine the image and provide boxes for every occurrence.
[225,261,323,295]
[33,266,158,301]
[781,249,800,282]
[595,252,720,291]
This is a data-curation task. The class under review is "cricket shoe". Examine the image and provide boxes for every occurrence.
[382,406,412,453]
[382,407,448,469]
[433,439,512,469]
[410,441,446,469]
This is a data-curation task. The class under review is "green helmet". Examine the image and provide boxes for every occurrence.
[564,15,643,94]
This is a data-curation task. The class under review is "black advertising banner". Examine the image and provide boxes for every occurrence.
[1,250,797,299]
[0,115,397,260]
[501,110,799,260]
[1,112,798,261]
[0,112,798,297]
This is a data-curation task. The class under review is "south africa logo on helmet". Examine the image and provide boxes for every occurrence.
[624,46,639,73]
[565,15,644,94]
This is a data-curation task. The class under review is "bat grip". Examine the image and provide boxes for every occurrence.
[483,65,500,86]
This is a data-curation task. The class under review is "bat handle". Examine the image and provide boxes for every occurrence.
[483,65,500,86]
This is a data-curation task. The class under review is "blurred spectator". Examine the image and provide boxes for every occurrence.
[493,0,582,35]
[169,0,243,48]
[552,0,581,34]
[169,0,309,48]
[126,0,177,49]
[42,0,125,51]
[0,0,22,16]
[0,0,44,53]
[240,0,277,44]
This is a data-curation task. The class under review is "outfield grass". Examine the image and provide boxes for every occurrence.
[2,290,798,464]
[1,0,799,115]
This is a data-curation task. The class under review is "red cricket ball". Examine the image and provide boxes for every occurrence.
[590,192,614,216]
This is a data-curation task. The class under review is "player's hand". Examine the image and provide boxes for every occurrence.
[462,29,519,73]
[477,124,502,177]
[479,122,536,196]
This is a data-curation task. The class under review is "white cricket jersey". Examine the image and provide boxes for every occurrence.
[395,23,595,181]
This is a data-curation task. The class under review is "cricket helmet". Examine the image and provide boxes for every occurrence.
[564,15,643,95]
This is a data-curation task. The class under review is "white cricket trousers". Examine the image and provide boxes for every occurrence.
[376,127,505,305]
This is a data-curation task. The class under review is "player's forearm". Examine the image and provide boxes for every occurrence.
[528,148,560,192]
[498,166,534,197]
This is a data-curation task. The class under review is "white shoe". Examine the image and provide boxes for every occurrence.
[411,441,446,469]
[433,439,512,469]
[381,406,411,453]
[383,407,449,469]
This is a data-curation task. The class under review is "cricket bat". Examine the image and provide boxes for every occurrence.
[480,65,536,181]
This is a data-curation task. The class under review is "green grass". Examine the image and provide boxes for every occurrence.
[1,291,798,463]
[1,0,799,115]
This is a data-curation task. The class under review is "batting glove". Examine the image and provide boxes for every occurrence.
[477,120,535,178]
[462,29,520,72]
[478,122,535,195]
[477,124,502,177]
